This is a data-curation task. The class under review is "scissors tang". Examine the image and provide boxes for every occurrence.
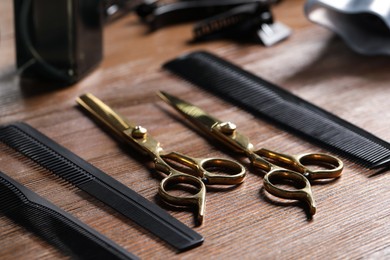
[253,148,343,180]
[157,155,207,224]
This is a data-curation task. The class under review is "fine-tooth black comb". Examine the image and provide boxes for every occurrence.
[163,51,390,170]
[0,122,203,251]
[0,170,138,259]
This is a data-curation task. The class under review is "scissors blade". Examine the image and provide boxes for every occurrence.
[77,93,133,141]
[158,91,221,134]
[158,91,255,154]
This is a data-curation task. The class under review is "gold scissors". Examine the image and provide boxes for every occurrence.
[76,93,246,224]
[158,91,344,216]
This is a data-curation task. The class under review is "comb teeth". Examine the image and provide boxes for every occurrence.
[0,177,29,211]
[194,13,247,39]
[0,172,138,259]
[0,125,94,186]
[163,51,390,169]
[193,2,267,40]
[0,122,204,251]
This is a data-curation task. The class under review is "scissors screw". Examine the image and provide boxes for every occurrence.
[219,122,237,135]
[132,126,148,139]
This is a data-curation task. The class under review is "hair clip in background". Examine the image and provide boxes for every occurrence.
[136,0,280,30]
[135,0,291,46]
[192,2,291,46]
[135,0,262,30]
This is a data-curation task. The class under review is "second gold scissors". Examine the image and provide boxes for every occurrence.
[76,93,246,225]
[158,91,344,216]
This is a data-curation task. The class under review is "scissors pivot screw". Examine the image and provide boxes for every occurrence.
[132,126,148,139]
[218,122,237,135]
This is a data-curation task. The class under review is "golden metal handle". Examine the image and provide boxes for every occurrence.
[197,158,246,185]
[159,173,206,225]
[155,153,206,224]
[255,148,343,180]
[296,153,343,179]
[263,169,317,216]
[161,152,246,185]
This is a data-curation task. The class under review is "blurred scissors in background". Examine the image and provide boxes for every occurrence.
[77,93,246,225]
[158,91,344,216]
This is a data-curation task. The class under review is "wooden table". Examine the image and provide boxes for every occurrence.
[1,0,389,259]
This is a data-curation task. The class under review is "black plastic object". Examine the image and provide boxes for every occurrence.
[0,171,138,259]
[163,51,390,169]
[193,2,272,42]
[136,0,264,30]
[0,123,204,251]
[14,0,103,85]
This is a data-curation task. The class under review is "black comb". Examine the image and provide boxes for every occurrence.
[163,51,390,169]
[0,122,203,251]
[0,170,138,259]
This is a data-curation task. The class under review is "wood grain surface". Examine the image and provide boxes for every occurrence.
[0,0,389,259]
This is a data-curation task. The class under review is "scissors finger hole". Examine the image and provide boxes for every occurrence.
[267,171,308,191]
[162,176,203,199]
[200,158,246,185]
[299,154,343,171]
[162,157,197,175]
[201,159,244,176]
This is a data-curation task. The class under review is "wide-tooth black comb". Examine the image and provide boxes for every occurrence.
[0,123,203,251]
[0,170,138,259]
[163,51,390,169]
